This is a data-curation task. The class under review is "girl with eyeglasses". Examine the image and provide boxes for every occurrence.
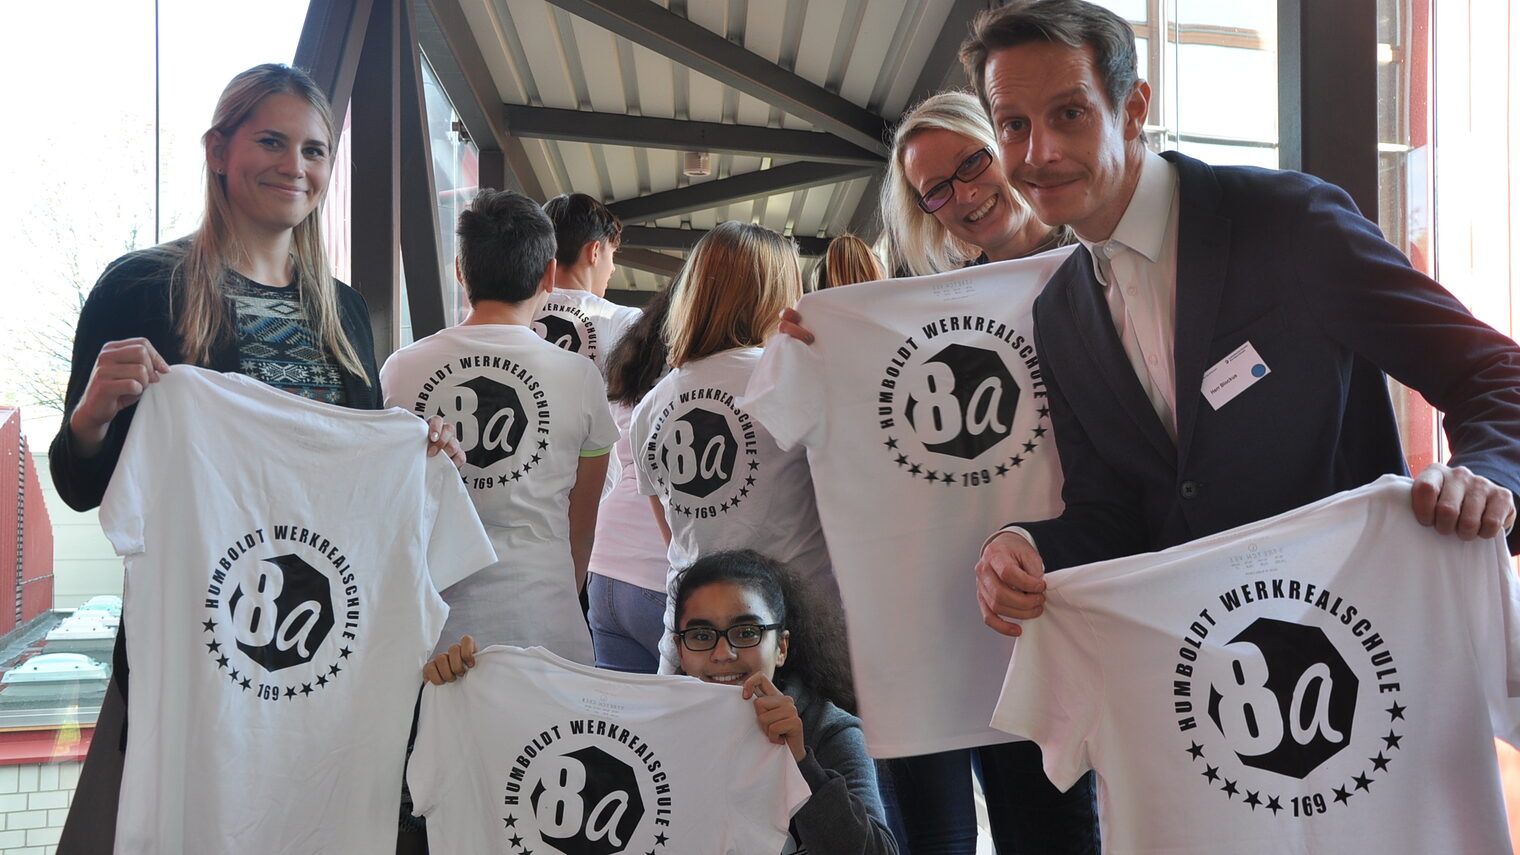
[672,549,896,854]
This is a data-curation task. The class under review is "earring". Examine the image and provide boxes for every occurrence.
[217,168,225,175]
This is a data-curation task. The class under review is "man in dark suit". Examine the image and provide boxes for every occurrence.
[968,0,1520,636]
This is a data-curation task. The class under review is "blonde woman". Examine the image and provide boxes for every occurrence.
[629,222,838,673]
[51,63,459,851]
[818,232,887,289]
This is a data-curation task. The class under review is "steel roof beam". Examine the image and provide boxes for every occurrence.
[621,225,828,257]
[608,162,877,224]
[504,105,883,166]
[615,248,685,278]
[543,0,889,157]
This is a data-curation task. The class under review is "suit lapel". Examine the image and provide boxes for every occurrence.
[1165,152,1232,461]
[1060,249,1178,467]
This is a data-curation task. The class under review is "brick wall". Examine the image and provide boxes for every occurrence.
[0,760,79,854]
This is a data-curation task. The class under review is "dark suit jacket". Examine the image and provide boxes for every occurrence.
[1018,152,1520,569]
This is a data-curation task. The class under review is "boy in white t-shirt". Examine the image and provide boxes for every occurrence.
[536,193,643,372]
[381,189,619,664]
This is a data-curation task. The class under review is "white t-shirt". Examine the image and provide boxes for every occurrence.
[632,347,836,671]
[408,645,810,854]
[991,475,1520,854]
[533,288,643,373]
[100,366,496,855]
[380,324,619,663]
[742,251,1073,756]
[587,401,671,593]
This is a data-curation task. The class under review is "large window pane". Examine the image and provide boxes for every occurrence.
[1175,44,1277,142]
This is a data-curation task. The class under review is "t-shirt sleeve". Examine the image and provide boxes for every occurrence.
[423,454,497,592]
[988,590,1103,791]
[1466,533,1520,743]
[406,682,451,817]
[742,333,827,452]
[378,352,408,410]
[630,394,659,497]
[98,377,168,557]
[581,365,621,452]
[726,716,813,853]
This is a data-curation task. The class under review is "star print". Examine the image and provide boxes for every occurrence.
[1386,702,1406,720]
[731,495,743,508]
[317,674,329,687]
[202,619,216,632]
[239,677,251,690]
[537,440,548,450]
[1038,406,1050,418]
[925,469,938,480]
[531,454,542,465]
[284,687,296,699]
[1370,752,1391,772]
[1186,742,1204,760]
[941,472,955,484]
[745,475,756,486]
[1202,765,1219,783]
[1023,441,1037,453]
[1033,426,1047,438]
[908,463,922,475]
[1382,730,1402,750]
[1222,779,1238,798]
[1010,455,1024,467]
[329,664,342,676]
[1353,772,1373,791]
[503,814,517,828]
[884,437,899,450]
[1266,796,1283,815]
[216,654,229,669]
[739,487,750,497]
[1244,790,1261,810]
[521,849,532,855]
[895,454,909,467]
[509,833,522,847]
[498,474,510,486]
[301,683,313,696]
[511,470,524,481]
[229,668,240,681]
[1333,785,1352,805]
[655,833,669,845]
[748,460,759,471]
[720,501,731,511]
[206,640,222,653]
[340,646,352,659]
[996,463,1010,476]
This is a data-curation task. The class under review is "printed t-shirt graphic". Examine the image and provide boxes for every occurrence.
[381,325,618,663]
[408,645,810,854]
[98,366,495,855]
[742,249,1073,756]
[630,347,835,671]
[991,475,1520,854]
[533,289,642,373]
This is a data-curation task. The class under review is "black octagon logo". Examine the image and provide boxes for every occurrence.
[456,375,528,469]
[904,343,1019,459]
[533,745,645,855]
[535,314,587,355]
[1207,617,1358,779]
[660,407,737,499]
[228,554,334,673]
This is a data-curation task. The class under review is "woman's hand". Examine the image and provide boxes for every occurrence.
[743,673,806,762]
[424,415,466,468]
[423,635,476,685]
[777,307,815,345]
[69,338,172,458]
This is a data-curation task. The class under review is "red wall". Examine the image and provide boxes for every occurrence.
[0,409,54,635]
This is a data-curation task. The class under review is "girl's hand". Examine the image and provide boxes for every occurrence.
[70,338,171,457]
[743,673,805,762]
[424,415,466,468]
[423,635,476,685]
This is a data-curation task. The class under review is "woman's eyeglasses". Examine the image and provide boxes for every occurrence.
[675,623,782,651]
[916,147,995,213]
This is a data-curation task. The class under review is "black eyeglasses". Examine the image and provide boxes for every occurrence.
[675,623,782,651]
[916,147,995,213]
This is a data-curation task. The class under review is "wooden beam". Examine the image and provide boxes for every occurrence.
[608,162,877,224]
[350,0,402,357]
[621,225,828,256]
[294,0,374,120]
[616,247,684,278]
[399,0,448,338]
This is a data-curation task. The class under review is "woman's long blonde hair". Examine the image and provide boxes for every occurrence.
[176,63,366,379]
[663,222,801,367]
[821,233,887,288]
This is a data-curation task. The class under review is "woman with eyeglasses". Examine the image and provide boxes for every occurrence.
[779,91,1094,855]
[673,549,896,854]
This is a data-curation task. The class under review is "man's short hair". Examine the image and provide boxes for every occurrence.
[543,193,623,268]
[456,188,557,305]
[960,0,1139,114]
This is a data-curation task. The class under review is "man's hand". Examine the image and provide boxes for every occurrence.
[777,307,814,345]
[1411,462,1516,540]
[975,531,1047,637]
[423,635,477,685]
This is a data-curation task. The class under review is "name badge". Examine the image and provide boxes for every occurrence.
[1202,341,1270,410]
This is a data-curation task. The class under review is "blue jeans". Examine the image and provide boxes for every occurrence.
[876,744,1099,854]
[586,574,666,674]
